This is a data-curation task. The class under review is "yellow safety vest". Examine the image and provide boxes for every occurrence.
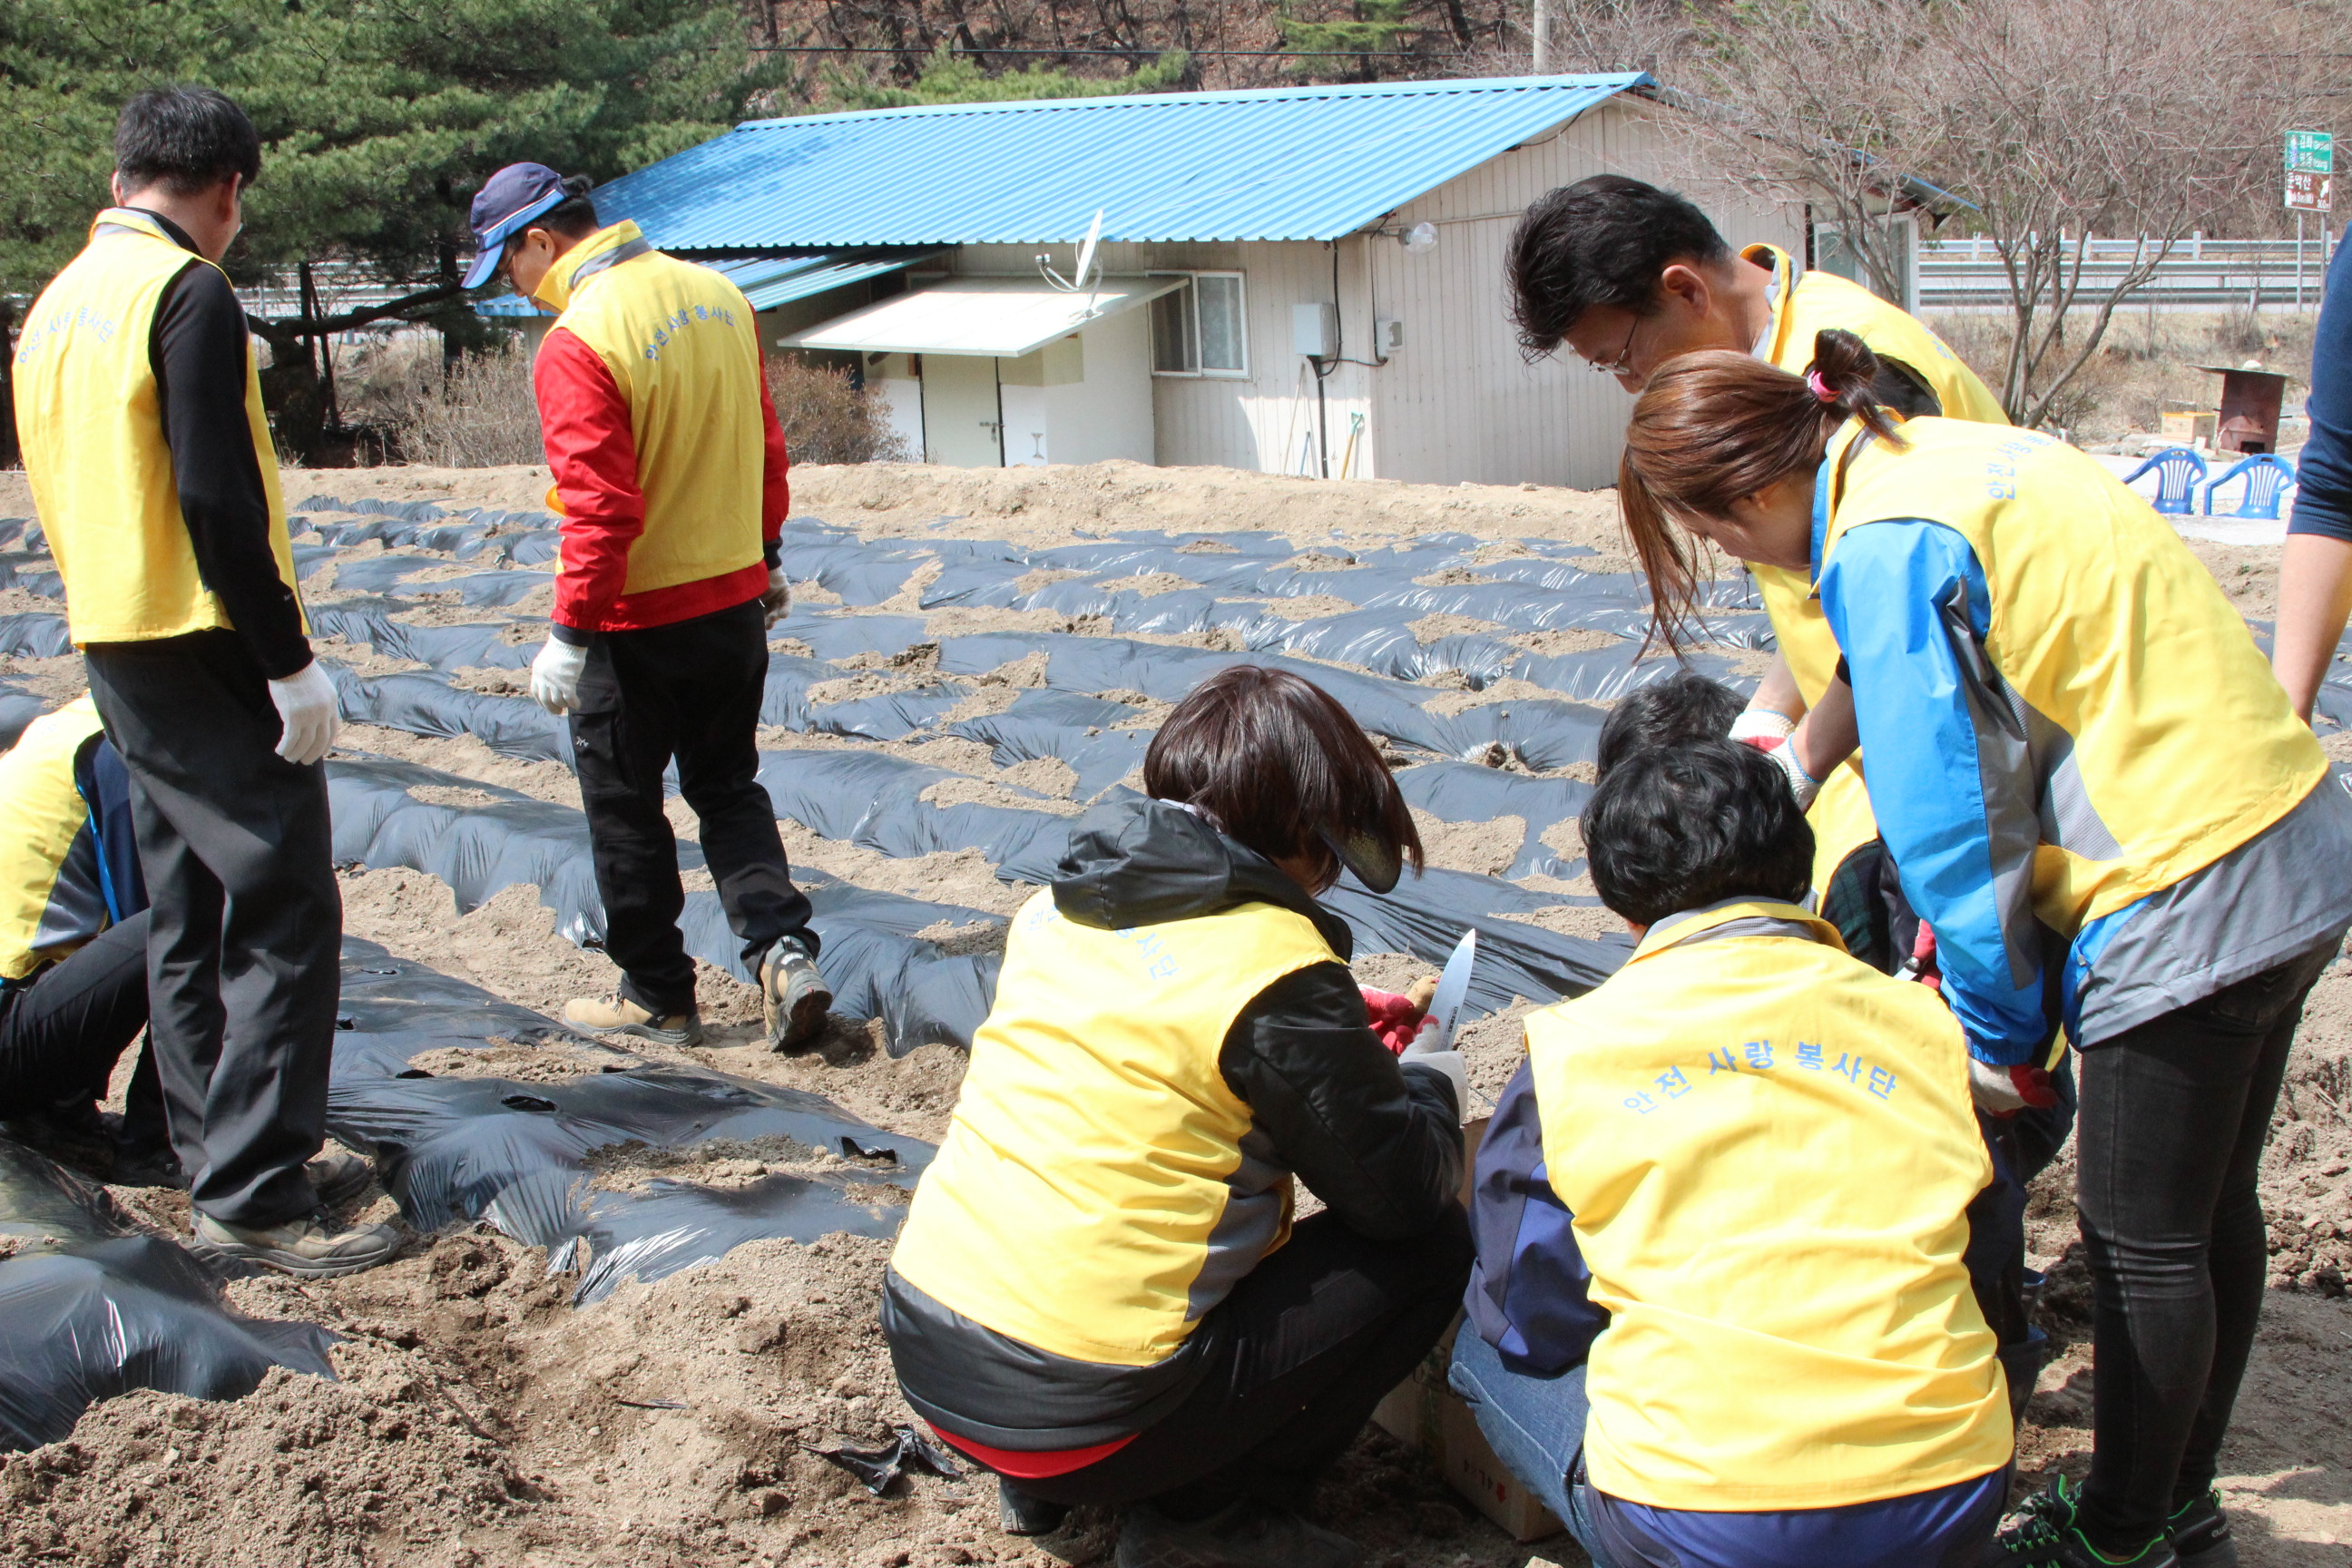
[12,210,299,647]
[0,698,108,981]
[1526,899,2010,1512]
[891,888,1340,1367]
[534,221,768,597]
[1820,419,2328,929]
[1740,244,2009,891]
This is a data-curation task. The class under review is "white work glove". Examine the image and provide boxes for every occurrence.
[1399,1017,1470,1122]
[1730,708,1818,809]
[1728,707,1797,747]
[761,566,791,628]
[268,661,341,766]
[1967,1056,2059,1117]
[530,637,589,717]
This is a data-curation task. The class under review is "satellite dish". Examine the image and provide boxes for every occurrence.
[1037,209,1109,318]
[1074,210,1103,289]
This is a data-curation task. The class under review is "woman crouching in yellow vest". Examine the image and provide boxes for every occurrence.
[1453,737,2014,1568]
[883,665,1471,1568]
[1614,330,2352,1568]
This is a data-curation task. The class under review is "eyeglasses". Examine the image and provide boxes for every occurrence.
[1584,314,1641,377]
[496,234,525,289]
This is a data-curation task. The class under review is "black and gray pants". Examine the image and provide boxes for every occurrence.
[567,598,817,1015]
[85,630,339,1229]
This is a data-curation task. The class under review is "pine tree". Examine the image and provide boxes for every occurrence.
[824,44,1191,110]
[1278,0,1416,80]
[0,0,788,457]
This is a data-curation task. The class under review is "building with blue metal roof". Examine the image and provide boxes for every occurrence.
[486,74,1872,485]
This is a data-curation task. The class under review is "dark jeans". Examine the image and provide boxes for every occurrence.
[1007,1206,1475,1518]
[1450,1329,2007,1568]
[0,912,163,1153]
[2074,937,2340,1548]
[86,632,341,1228]
[568,600,814,1015]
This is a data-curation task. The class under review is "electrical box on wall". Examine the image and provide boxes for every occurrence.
[1375,318,1405,357]
[1292,301,1338,359]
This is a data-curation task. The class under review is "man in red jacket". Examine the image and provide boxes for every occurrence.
[464,162,830,1050]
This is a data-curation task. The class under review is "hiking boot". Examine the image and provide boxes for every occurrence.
[760,939,833,1052]
[307,1152,377,1210]
[1114,1499,1362,1568]
[563,993,702,1046]
[191,1210,401,1279]
[999,1477,1072,1537]
[1996,1479,2180,1567]
[2166,1490,2239,1566]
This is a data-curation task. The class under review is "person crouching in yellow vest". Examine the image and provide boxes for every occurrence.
[460,162,830,1052]
[1504,174,2007,937]
[11,87,394,1279]
[1452,737,2014,1567]
[883,665,1471,1568]
[1614,330,2352,1568]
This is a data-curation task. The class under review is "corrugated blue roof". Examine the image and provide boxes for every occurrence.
[474,246,943,318]
[594,73,1649,250]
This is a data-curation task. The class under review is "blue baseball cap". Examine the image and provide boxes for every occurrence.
[461,162,571,289]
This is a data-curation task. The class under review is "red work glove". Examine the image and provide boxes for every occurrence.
[1905,921,1944,995]
[1360,987,1424,1055]
[1970,1057,2060,1115]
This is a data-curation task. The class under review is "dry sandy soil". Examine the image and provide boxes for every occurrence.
[0,459,2347,1568]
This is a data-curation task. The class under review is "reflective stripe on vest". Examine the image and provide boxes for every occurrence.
[536,221,768,598]
[891,888,1339,1367]
[12,209,299,647]
[1526,898,2010,1512]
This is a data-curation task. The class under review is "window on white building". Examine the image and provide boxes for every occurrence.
[1150,272,1248,377]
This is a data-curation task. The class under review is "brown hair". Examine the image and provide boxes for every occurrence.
[1617,328,1906,651]
[1143,664,1423,892]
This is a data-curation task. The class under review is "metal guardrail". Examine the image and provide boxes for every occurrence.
[1919,237,2337,309]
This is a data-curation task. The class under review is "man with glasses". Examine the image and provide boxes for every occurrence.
[1503,173,2007,909]
[458,162,831,1053]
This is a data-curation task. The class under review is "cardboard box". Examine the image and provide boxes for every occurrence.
[1372,1321,1564,1544]
[1372,1116,1565,1542]
[2161,409,2216,445]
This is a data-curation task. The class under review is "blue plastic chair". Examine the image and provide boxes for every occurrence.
[2202,453,2297,519]
[2122,446,2209,514]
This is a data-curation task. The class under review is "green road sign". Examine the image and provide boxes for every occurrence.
[2287,130,2334,174]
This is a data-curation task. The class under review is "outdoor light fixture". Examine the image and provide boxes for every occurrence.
[1398,221,1438,254]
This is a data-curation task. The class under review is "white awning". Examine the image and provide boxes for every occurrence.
[778,274,1185,358]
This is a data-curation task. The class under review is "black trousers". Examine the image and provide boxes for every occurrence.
[1012,1206,1476,1518]
[0,911,158,1132]
[85,631,340,1228]
[568,599,815,1015]
[2074,938,2339,1547]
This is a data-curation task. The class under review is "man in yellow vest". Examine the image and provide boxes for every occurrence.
[11,87,394,1277]
[461,163,829,1050]
[1505,174,2007,925]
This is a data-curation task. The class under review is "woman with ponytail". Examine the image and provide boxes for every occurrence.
[1615,330,2352,1568]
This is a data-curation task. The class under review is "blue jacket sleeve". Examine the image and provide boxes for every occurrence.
[1464,1058,1607,1375]
[1819,519,2058,1066]
[2292,233,2352,543]
[74,735,148,923]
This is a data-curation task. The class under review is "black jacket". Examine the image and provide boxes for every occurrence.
[883,795,1462,1447]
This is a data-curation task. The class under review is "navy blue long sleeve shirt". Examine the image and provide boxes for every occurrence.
[2292,230,2352,543]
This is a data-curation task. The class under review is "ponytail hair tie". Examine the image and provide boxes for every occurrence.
[1806,369,1838,404]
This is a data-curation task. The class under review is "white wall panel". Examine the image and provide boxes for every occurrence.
[949,103,1806,485]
